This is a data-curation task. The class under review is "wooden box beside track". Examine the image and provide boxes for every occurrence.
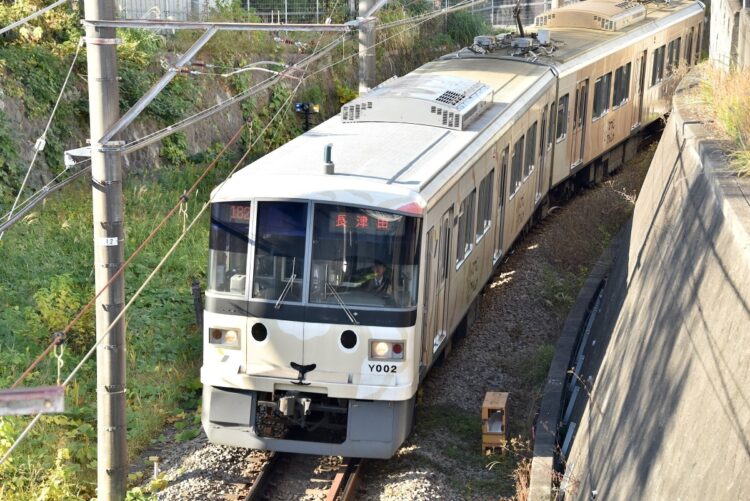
[482,391,509,455]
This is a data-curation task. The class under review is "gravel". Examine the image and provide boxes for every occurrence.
[135,148,651,500]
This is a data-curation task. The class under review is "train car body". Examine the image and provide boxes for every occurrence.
[201,0,704,458]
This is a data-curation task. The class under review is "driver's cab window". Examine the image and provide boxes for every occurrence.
[309,204,421,308]
[251,201,308,302]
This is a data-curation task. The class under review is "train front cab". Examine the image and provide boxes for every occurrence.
[201,198,422,458]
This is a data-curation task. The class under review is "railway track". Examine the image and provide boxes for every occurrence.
[236,453,364,501]
[326,458,364,501]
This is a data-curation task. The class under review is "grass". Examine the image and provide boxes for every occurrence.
[0,1,497,497]
[540,267,585,317]
[0,158,230,499]
[411,404,527,499]
[697,63,750,176]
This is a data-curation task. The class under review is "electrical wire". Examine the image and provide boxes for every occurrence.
[3,33,334,386]
[0,0,471,465]
[0,2,337,469]
[307,0,478,79]
[3,0,475,392]
[0,37,85,241]
[0,0,71,36]
[0,160,91,235]
[117,33,349,154]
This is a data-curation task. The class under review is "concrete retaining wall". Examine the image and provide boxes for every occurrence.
[559,75,750,500]
[709,0,750,71]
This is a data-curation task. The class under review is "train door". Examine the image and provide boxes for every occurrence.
[695,23,702,65]
[494,146,509,263]
[536,104,547,202]
[632,50,647,129]
[570,79,589,167]
[421,226,438,370]
[432,207,453,352]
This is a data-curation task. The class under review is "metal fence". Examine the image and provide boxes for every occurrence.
[115,0,353,22]
[116,0,217,20]
[114,0,561,26]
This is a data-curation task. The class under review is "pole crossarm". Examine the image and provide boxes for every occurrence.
[363,0,389,18]
[104,33,348,155]
[82,19,364,32]
[100,26,219,145]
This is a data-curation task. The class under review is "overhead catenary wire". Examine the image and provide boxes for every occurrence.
[307,0,479,79]
[4,0,476,393]
[117,33,350,155]
[4,32,341,392]
[0,1,337,468]
[0,160,92,235]
[0,37,85,241]
[2,0,482,464]
[2,0,461,455]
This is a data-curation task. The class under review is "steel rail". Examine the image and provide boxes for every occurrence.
[326,458,364,501]
[245,451,283,501]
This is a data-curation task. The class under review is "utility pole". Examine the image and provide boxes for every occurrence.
[358,0,376,94]
[83,0,127,497]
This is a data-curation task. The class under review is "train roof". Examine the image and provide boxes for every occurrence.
[213,0,702,212]
[214,56,551,210]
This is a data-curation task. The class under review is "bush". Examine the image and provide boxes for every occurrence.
[0,109,20,203]
[698,64,750,176]
[34,274,94,353]
[447,10,491,47]
[160,132,189,166]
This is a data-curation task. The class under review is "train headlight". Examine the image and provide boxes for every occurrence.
[370,340,405,360]
[208,328,240,349]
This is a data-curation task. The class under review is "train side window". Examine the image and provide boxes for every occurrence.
[612,63,631,108]
[510,134,525,196]
[456,190,476,267]
[556,94,569,142]
[651,45,665,86]
[685,28,694,67]
[667,37,681,74]
[524,122,537,178]
[476,169,494,242]
[592,72,612,120]
[546,103,555,150]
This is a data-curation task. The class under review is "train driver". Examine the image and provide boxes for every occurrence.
[362,261,391,295]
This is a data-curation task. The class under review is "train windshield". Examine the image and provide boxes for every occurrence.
[207,202,251,295]
[251,201,308,303]
[309,204,421,308]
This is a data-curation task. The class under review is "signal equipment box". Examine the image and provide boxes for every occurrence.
[482,391,509,455]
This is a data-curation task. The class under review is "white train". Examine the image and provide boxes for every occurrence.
[201,0,705,458]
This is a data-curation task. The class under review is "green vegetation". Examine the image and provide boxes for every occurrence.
[413,404,529,498]
[0,159,223,499]
[698,63,750,176]
[0,0,493,498]
[541,267,585,316]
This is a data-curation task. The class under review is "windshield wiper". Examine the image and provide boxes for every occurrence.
[325,281,359,325]
[274,258,296,309]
